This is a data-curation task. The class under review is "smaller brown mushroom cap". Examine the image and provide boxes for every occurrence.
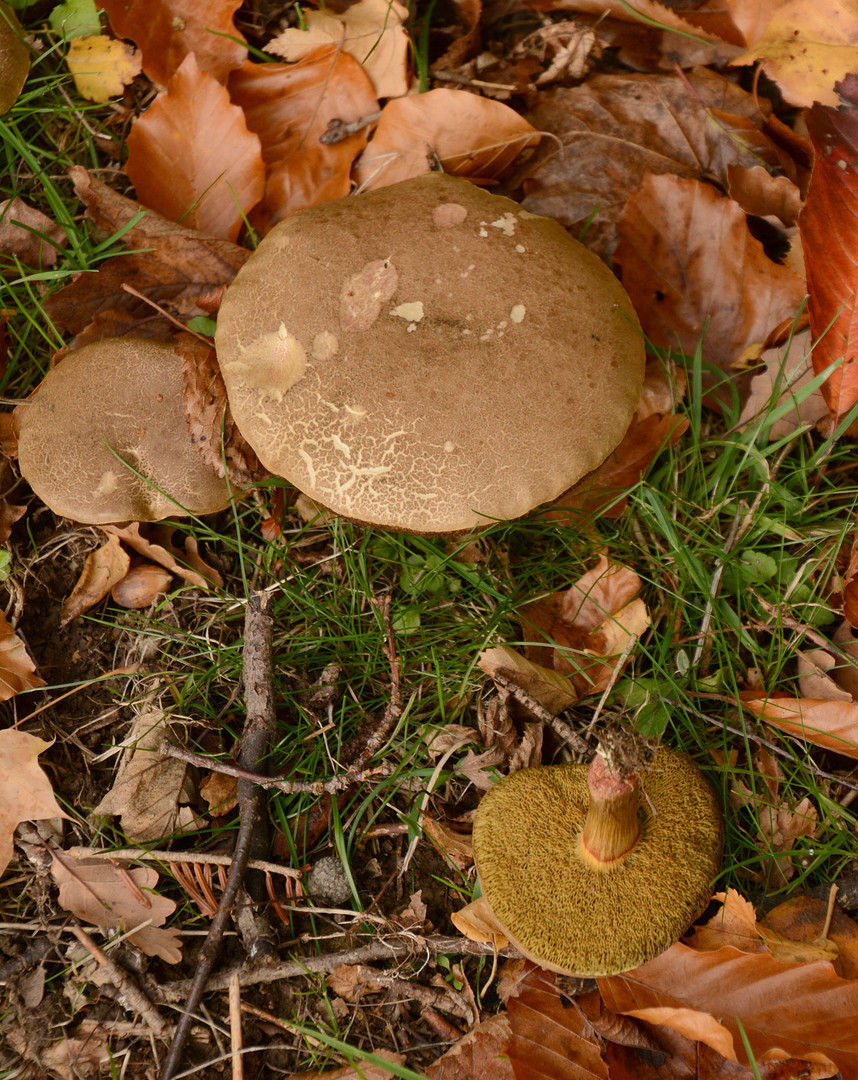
[471,746,723,976]
[17,338,233,524]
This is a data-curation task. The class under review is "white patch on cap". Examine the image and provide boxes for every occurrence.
[226,322,307,402]
[391,301,424,322]
[490,213,517,236]
[510,305,526,324]
[312,331,339,361]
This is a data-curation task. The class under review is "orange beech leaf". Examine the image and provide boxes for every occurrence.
[0,609,45,700]
[731,0,858,108]
[101,0,247,86]
[799,75,858,421]
[228,50,378,229]
[599,941,858,1075]
[739,693,858,759]
[615,175,805,370]
[0,730,67,878]
[126,53,265,243]
[353,89,540,190]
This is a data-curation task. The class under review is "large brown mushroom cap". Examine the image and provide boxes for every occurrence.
[215,172,645,533]
[472,747,723,976]
[17,338,233,523]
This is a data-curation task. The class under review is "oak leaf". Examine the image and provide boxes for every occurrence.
[353,89,540,190]
[101,0,247,86]
[0,730,67,878]
[126,52,265,242]
[51,849,182,963]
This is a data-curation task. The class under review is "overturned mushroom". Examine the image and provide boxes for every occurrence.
[466,745,723,976]
[17,338,233,523]
[215,172,645,533]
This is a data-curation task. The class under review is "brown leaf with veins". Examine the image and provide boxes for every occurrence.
[126,53,265,243]
[60,532,130,626]
[740,692,858,759]
[354,89,540,190]
[45,168,249,344]
[799,74,858,420]
[0,730,67,878]
[228,50,378,230]
[727,164,802,227]
[0,197,66,269]
[615,175,805,370]
[0,609,45,700]
[178,332,263,485]
[51,849,182,963]
[521,68,786,258]
[101,0,247,86]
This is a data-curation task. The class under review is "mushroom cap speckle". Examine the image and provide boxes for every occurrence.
[215,172,645,533]
[17,338,233,524]
[472,747,723,976]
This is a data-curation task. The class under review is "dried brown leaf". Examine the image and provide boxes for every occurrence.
[0,197,65,268]
[477,643,578,713]
[41,1023,111,1080]
[0,609,45,701]
[101,0,247,86]
[521,68,783,258]
[736,331,829,439]
[228,51,378,230]
[60,532,131,626]
[726,164,801,227]
[125,53,265,242]
[110,561,173,609]
[799,74,858,420]
[0,2,29,116]
[0,731,67,878]
[51,849,182,962]
[101,522,222,589]
[615,175,804,370]
[266,0,410,100]
[686,888,764,954]
[739,693,858,759]
[354,88,540,190]
[425,1014,514,1080]
[281,1050,406,1080]
[45,168,249,343]
[93,706,199,843]
[765,895,858,980]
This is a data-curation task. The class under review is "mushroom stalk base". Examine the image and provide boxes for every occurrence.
[577,755,642,872]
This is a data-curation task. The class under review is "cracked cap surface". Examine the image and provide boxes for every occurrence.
[215,172,645,532]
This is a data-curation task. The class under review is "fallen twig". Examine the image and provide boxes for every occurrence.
[491,672,591,756]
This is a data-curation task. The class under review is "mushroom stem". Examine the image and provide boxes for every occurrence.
[577,753,643,871]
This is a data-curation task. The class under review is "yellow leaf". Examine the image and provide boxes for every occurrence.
[66,34,142,103]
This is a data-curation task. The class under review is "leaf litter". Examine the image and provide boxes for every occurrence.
[5,0,858,1074]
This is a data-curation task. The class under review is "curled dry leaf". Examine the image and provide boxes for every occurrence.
[60,532,130,626]
[731,0,858,108]
[102,522,223,589]
[93,706,199,842]
[179,332,263,485]
[126,53,265,243]
[0,197,66,268]
[0,1,29,116]
[111,561,173,609]
[740,692,858,759]
[0,730,68,878]
[65,35,142,103]
[266,0,410,100]
[51,849,182,963]
[615,174,805,370]
[800,75,858,421]
[686,888,763,953]
[228,50,379,229]
[101,0,247,86]
[353,89,540,191]
[478,643,578,714]
[726,164,802,227]
[0,608,46,700]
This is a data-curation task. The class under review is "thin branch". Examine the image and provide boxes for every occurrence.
[491,672,591,757]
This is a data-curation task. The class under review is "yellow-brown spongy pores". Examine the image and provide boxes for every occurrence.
[471,746,723,976]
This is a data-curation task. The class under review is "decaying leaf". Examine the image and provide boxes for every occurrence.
[101,0,247,86]
[60,532,131,626]
[0,730,68,878]
[478,643,578,714]
[737,330,830,439]
[111,561,173,609]
[51,848,182,962]
[353,89,540,190]
[101,522,222,589]
[93,705,200,842]
[764,894,858,979]
[126,53,265,243]
[267,0,410,100]
[228,50,378,229]
[740,693,858,759]
[426,1014,514,1080]
[0,197,66,268]
[40,1022,112,1080]
[727,163,802,227]
[799,74,858,421]
[615,174,805,371]
[65,34,142,103]
[731,0,858,107]
[0,1,30,116]
[0,609,46,701]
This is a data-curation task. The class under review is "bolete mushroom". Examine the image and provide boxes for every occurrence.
[469,745,723,976]
[17,338,233,523]
[215,172,645,533]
